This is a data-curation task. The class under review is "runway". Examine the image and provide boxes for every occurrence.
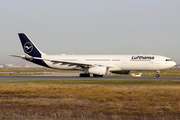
[1,73,180,81]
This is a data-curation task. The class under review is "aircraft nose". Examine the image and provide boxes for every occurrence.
[172,61,176,67]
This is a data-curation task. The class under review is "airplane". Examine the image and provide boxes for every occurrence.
[11,33,176,78]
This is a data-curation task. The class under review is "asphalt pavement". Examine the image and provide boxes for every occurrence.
[0,73,180,81]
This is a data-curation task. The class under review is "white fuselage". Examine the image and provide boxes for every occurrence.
[42,54,176,72]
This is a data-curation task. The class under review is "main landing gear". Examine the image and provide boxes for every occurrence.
[79,73,90,77]
[93,74,103,77]
[79,73,104,77]
[155,70,160,78]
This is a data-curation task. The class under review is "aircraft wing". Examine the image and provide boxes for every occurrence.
[33,57,115,68]
[10,55,116,68]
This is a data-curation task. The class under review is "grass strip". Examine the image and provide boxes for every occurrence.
[1,80,180,119]
[1,79,180,86]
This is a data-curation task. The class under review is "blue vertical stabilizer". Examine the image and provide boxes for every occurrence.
[18,33,45,57]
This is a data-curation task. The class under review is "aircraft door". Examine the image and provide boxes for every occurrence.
[154,58,160,69]
[155,58,160,65]
[149,61,154,66]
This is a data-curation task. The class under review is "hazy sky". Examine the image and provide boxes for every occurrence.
[0,0,180,64]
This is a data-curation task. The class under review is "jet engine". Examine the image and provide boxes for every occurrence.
[88,66,109,75]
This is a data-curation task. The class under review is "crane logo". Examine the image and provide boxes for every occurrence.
[24,42,33,53]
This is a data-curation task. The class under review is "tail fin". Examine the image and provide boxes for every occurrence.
[18,33,46,57]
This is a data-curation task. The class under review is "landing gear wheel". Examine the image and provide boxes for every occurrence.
[93,74,98,77]
[93,74,103,77]
[155,74,160,78]
[79,73,90,77]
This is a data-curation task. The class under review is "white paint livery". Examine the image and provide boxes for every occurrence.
[11,33,176,77]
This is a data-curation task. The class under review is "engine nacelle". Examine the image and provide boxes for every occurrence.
[88,66,109,75]
[111,71,130,74]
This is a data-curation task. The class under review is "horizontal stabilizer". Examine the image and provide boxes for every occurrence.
[9,55,26,59]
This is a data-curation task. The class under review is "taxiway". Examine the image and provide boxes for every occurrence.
[0,73,180,81]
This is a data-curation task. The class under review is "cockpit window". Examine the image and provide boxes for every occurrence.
[165,59,172,61]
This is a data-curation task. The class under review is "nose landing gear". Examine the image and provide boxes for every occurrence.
[155,74,160,78]
[155,70,160,78]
